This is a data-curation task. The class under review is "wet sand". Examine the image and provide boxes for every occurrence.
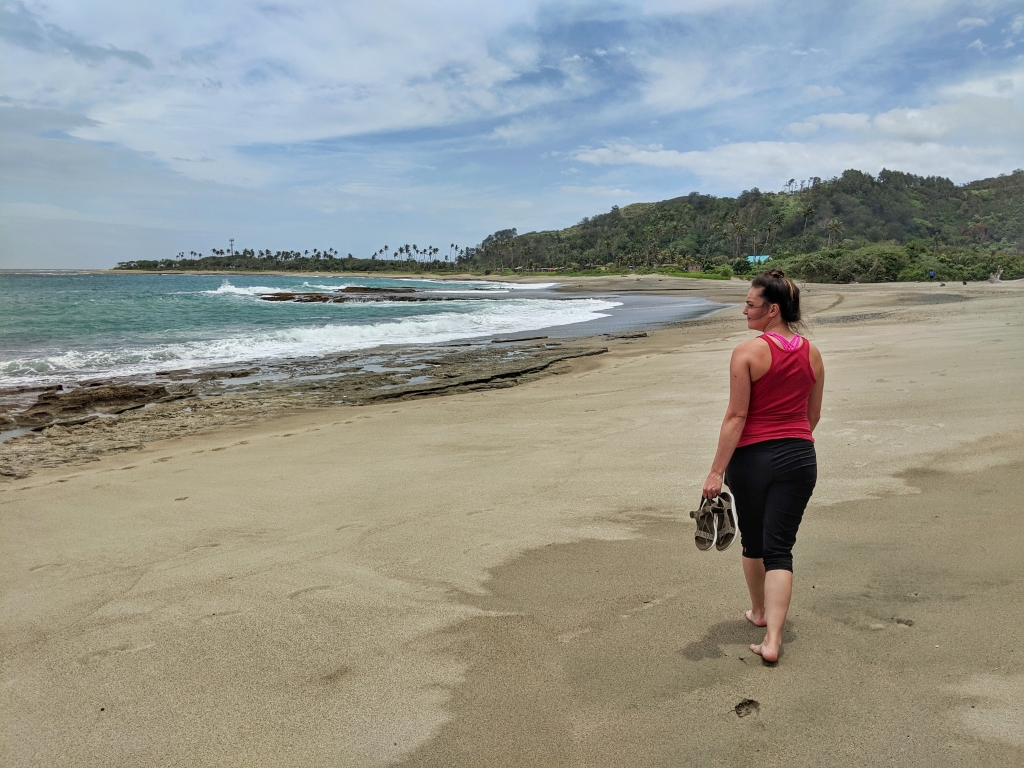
[2,278,1023,766]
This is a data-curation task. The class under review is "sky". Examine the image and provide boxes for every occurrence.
[2,0,1023,269]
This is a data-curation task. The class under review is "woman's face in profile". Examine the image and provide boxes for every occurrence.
[743,287,770,327]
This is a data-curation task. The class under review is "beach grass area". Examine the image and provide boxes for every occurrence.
[2,278,1023,766]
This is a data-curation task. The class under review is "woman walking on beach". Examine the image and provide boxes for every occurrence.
[703,269,824,663]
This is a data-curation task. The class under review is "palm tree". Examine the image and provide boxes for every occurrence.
[825,219,844,248]
[762,212,785,252]
[802,205,817,233]
[732,222,748,260]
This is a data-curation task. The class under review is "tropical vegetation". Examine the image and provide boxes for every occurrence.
[116,168,1024,282]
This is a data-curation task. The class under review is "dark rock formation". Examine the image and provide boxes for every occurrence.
[197,368,259,381]
[259,290,457,303]
[13,384,191,428]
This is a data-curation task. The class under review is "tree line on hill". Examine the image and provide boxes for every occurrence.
[116,168,1024,282]
[116,243,469,274]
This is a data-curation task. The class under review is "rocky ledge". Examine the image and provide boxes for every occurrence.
[258,286,502,303]
[1,339,610,480]
[9,383,193,428]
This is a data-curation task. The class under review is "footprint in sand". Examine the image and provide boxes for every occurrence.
[734,699,760,718]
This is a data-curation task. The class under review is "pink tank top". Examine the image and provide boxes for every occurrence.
[737,333,816,447]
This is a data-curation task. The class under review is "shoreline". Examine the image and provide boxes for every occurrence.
[3,279,1023,765]
[1,278,740,478]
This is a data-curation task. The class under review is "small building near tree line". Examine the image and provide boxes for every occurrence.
[748,255,770,264]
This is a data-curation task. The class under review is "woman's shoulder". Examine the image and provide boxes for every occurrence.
[805,338,824,369]
[732,336,772,359]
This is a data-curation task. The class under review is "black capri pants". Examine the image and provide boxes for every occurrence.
[724,438,817,573]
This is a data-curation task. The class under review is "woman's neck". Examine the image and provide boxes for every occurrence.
[761,319,792,336]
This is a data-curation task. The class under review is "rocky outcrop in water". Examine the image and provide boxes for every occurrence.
[259,290,456,303]
[257,286,514,303]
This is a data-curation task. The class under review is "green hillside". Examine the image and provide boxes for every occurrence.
[471,168,1024,281]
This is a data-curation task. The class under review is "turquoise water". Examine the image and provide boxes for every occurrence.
[0,272,617,385]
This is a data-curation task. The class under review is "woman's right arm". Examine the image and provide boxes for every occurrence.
[807,344,825,433]
[702,344,753,498]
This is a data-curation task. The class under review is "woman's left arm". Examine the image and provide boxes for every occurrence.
[703,346,753,499]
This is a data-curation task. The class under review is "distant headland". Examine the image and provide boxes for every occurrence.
[116,168,1024,283]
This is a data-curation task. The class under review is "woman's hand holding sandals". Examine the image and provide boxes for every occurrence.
[703,469,724,499]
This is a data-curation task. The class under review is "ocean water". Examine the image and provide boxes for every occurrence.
[0,272,620,386]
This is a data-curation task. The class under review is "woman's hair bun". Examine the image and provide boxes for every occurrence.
[751,268,801,326]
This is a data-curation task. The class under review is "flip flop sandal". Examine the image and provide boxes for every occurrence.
[713,490,738,551]
[689,497,718,551]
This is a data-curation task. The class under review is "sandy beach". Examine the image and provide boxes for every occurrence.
[2,277,1023,766]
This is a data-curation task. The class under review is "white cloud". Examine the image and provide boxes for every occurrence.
[1,1,580,185]
[577,62,1024,187]
[640,58,710,111]
[967,38,986,52]
[560,185,634,197]
[804,85,844,100]
[780,68,1024,145]
[815,112,873,132]
[942,67,1023,99]
[957,17,989,31]
[1013,14,1024,34]
[785,121,819,136]
[490,117,559,145]
[785,112,870,135]
[638,54,750,113]
[574,138,1013,188]
[634,0,761,12]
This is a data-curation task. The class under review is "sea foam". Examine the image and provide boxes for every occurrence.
[1,297,619,384]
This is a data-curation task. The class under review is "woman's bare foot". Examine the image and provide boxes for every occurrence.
[745,609,767,627]
[750,641,780,663]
